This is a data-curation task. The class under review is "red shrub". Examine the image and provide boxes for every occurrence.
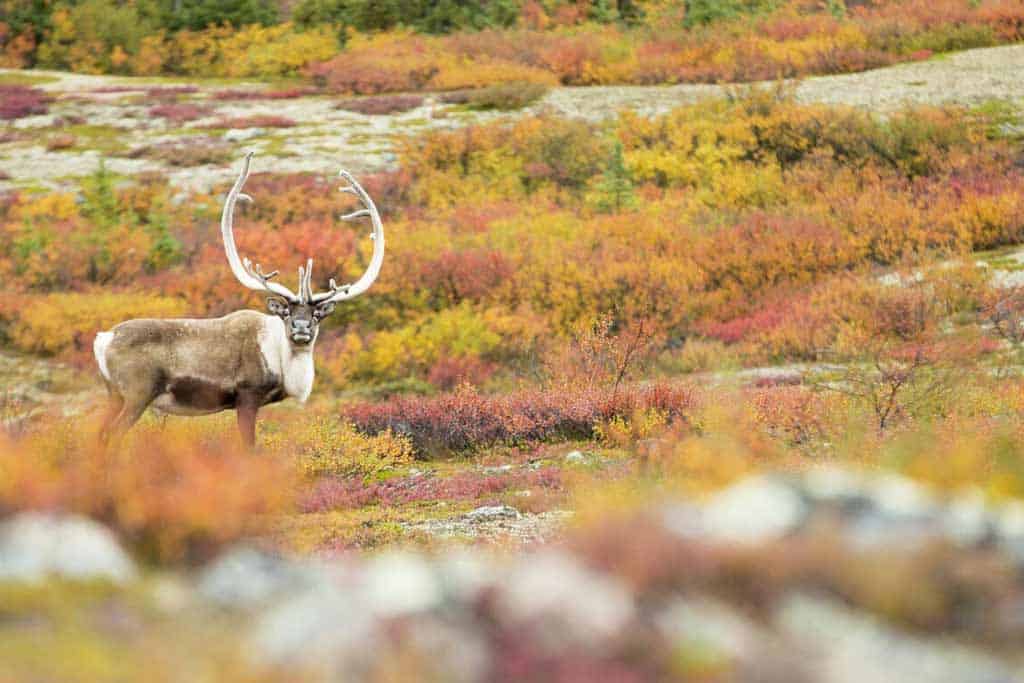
[201,115,297,129]
[149,103,212,123]
[336,95,424,115]
[343,382,697,455]
[411,249,514,304]
[427,355,498,390]
[0,85,49,120]
[699,307,788,344]
[211,88,314,100]
[300,466,562,512]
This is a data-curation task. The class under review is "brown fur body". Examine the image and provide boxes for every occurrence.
[95,311,306,446]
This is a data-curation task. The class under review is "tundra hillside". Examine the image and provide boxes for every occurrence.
[2,9,1024,683]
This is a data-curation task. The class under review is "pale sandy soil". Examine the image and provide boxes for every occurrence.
[2,44,1022,194]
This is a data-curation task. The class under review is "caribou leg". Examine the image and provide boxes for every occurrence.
[236,396,259,449]
[101,380,157,449]
[97,388,125,449]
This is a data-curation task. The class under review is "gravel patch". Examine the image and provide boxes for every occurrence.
[2,44,1023,193]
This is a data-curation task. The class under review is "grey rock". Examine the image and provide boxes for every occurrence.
[364,551,443,617]
[250,579,378,671]
[655,597,763,661]
[198,547,325,609]
[701,476,808,545]
[942,489,995,548]
[996,501,1024,565]
[0,513,136,584]
[803,467,872,512]
[224,127,264,142]
[499,550,634,647]
[868,475,939,521]
[776,594,1017,683]
[465,505,520,522]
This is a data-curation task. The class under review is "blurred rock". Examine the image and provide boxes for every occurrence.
[655,597,763,662]
[660,502,704,539]
[250,578,377,672]
[942,489,995,548]
[868,475,939,521]
[803,467,872,513]
[198,547,326,609]
[0,513,136,584]
[776,594,1017,683]
[996,501,1024,565]
[701,476,808,545]
[499,550,634,647]
[364,551,443,617]
[405,619,490,683]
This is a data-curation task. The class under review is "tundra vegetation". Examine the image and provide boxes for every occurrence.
[2,2,1024,681]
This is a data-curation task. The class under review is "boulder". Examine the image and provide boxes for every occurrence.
[701,476,808,545]
[0,513,136,584]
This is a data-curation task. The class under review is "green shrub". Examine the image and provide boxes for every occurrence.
[292,0,518,35]
[158,0,278,31]
[683,0,779,27]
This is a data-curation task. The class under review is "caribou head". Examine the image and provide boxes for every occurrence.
[93,153,384,447]
[221,152,384,346]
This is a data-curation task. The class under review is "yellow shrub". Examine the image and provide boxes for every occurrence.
[263,417,414,479]
[10,292,187,355]
[430,58,557,90]
[594,408,669,449]
[354,304,503,380]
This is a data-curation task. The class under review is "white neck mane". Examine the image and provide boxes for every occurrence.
[258,315,316,403]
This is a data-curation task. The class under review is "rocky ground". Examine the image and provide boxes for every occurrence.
[3,469,1023,681]
[2,44,1023,195]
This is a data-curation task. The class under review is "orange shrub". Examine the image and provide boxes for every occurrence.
[0,418,295,563]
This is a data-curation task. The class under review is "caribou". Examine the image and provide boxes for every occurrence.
[93,152,384,447]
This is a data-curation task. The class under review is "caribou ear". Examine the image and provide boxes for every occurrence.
[314,301,335,319]
[267,297,290,318]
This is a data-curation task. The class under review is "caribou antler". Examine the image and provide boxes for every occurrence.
[221,152,302,302]
[308,169,386,304]
[221,154,385,305]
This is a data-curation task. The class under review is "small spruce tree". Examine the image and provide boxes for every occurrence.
[591,140,636,213]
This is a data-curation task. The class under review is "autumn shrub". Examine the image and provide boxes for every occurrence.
[0,417,295,564]
[0,84,49,120]
[6,292,186,356]
[126,140,234,167]
[344,381,697,455]
[148,103,212,123]
[301,466,562,513]
[463,81,549,110]
[200,115,296,129]
[262,416,414,479]
[211,87,315,100]
[11,0,1024,83]
[335,95,424,115]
